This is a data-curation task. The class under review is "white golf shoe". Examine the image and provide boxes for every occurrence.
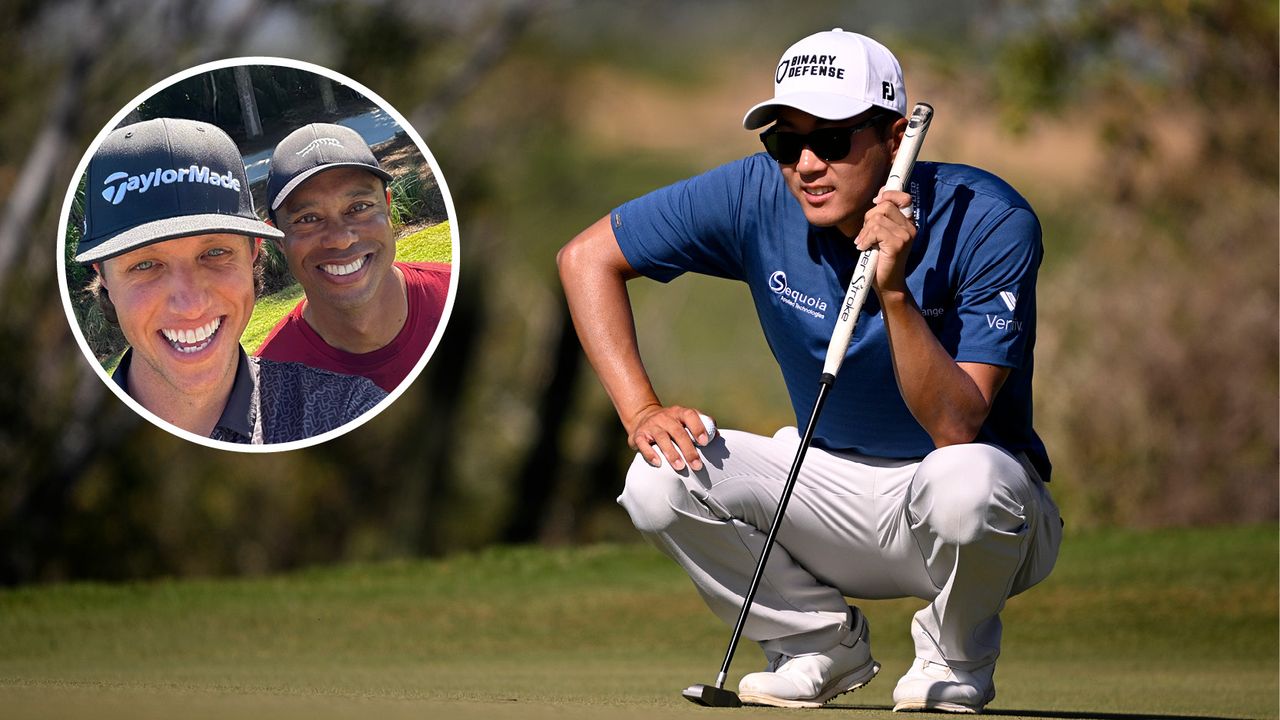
[737,608,880,708]
[892,657,995,713]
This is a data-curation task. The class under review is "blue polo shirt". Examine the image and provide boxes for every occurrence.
[612,155,1050,480]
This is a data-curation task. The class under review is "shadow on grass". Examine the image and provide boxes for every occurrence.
[830,705,1252,720]
[985,711,1253,720]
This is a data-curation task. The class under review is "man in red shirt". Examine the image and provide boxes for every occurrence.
[257,123,452,392]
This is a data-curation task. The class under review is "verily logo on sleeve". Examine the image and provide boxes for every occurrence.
[769,270,828,320]
[987,314,1024,332]
[101,165,242,205]
[987,291,1023,332]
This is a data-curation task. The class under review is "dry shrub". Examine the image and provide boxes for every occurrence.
[1037,176,1278,528]
[1010,0,1279,527]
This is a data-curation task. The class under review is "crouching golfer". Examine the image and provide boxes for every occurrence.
[77,118,386,444]
[558,29,1062,713]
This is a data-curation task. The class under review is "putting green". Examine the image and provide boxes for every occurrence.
[1,525,1275,719]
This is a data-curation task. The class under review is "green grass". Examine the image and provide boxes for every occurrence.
[241,282,306,354]
[101,350,124,376]
[0,525,1275,720]
[394,221,452,264]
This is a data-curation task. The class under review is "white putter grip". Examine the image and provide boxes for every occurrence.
[821,103,934,380]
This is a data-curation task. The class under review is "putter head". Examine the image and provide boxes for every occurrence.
[682,683,742,707]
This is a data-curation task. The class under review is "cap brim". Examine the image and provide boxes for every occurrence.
[742,92,877,130]
[75,213,283,264]
[269,163,395,211]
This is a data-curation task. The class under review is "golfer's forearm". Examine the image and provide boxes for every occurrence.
[878,290,993,447]
[557,222,662,433]
[566,282,662,430]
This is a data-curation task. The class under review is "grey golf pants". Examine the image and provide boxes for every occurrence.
[618,427,1062,671]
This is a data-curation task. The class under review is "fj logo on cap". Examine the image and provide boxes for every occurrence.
[296,137,343,156]
[101,165,241,206]
[882,82,895,101]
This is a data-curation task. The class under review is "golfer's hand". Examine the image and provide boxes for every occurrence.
[627,404,714,472]
[855,189,916,293]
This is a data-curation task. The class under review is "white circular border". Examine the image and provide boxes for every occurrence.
[55,56,461,454]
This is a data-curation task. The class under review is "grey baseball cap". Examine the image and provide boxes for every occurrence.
[76,117,282,264]
[266,123,393,213]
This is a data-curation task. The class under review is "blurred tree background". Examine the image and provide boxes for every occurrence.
[0,0,1274,584]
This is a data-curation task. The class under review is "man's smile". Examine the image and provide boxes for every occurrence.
[159,315,225,355]
[319,253,370,277]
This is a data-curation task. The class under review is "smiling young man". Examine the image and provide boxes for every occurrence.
[78,118,386,444]
[557,29,1062,713]
[255,124,451,393]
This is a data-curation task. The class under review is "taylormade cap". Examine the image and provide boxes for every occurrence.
[76,118,282,263]
[743,28,907,130]
[266,123,393,213]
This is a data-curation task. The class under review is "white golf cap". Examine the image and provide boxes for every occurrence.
[742,28,907,130]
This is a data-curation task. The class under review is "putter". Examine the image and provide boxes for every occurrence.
[683,102,934,708]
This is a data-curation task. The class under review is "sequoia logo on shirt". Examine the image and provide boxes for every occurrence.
[769,270,828,320]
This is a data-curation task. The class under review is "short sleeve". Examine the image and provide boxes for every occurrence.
[946,207,1042,368]
[611,158,758,283]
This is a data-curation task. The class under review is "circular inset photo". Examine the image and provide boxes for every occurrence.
[57,58,459,452]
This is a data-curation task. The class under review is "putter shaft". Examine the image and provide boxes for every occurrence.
[712,378,834,685]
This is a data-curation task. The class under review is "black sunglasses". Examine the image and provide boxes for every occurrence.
[759,114,883,164]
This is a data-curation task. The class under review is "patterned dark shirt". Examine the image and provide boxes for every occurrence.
[112,347,386,444]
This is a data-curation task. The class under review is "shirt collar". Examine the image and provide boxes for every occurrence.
[110,346,257,441]
[109,349,132,392]
[217,348,256,439]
